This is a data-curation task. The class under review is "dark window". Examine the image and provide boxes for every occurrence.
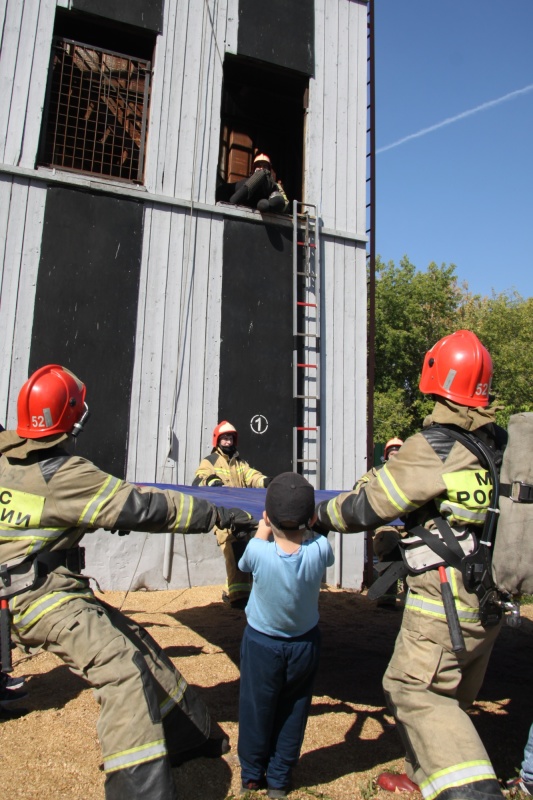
[38,11,153,184]
[217,55,308,206]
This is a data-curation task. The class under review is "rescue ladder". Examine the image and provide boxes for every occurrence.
[292,200,321,486]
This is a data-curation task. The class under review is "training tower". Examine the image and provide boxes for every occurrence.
[0,0,372,589]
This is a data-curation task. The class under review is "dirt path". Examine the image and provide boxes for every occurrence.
[1,586,532,800]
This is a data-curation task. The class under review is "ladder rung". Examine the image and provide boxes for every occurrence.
[296,458,319,464]
[295,331,319,338]
[297,363,317,369]
[297,242,317,248]
[295,426,318,431]
[294,394,319,400]
[296,302,317,308]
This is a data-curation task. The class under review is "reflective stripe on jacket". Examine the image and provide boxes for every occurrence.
[193,447,267,489]
[316,401,503,556]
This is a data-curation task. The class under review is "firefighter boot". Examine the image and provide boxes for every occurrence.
[434,780,504,800]
[377,772,419,792]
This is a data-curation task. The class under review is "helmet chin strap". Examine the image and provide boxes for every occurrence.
[71,403,90,438]
[219,444,236,456]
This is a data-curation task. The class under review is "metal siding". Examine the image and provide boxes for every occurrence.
[20,1,57,169]
[30,187,143,478]
[0,0,24,163]
[335,0,350,233]
[306,0,367,235]
[0,0,369,590]
[0,0,56,168]
[126,206,224,487]
[237,0,314,76]
[71,0,164,33]
[145,0,226,205]
[0,177,46,426]
[218,218,294,479]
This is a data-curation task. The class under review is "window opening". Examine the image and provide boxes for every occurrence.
[38,11,153,184]
[217,55,307,209]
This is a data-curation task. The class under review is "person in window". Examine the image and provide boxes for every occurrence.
[229,154,289,213]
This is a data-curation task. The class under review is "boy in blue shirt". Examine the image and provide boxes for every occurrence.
[237,473,334,798]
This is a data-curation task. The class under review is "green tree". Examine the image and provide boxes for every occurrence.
[458,290,533,428]
[373,256,460,442]
[373,258,533,441]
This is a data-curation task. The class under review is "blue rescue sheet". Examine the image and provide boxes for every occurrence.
[145,484,343,521]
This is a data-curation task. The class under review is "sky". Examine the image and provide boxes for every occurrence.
[374,0,533,298]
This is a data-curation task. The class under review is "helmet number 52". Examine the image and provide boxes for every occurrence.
[31,415,46,428]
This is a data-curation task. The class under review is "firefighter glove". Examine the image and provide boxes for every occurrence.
[216,507,258,535]
[206,475,224,487]
[312,501,334,534]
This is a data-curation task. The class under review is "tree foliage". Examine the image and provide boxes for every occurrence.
[373,258,533,442]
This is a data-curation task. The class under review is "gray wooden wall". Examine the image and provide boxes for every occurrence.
[0,0,369,590]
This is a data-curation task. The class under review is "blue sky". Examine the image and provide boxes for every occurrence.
[374,1,533,298]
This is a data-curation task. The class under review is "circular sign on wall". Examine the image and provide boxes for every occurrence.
[250,414,268,435]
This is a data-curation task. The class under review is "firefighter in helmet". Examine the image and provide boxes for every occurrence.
[229,153,289,213]
[316,331,507,800]
[0,365,256,800]
[194,421,271,609]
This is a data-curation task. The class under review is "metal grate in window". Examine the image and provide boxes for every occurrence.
[39,38,151,183]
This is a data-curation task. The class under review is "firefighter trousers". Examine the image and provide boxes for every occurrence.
[214,526,252,601]
[12,571,212,800]
[382,568,502,800]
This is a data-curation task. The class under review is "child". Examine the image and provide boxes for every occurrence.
[237,472,334,798]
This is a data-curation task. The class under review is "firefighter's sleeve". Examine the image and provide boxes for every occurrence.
[193,458,221,487]
[241,460,268,488]
[316,489,383,533]
[316,434,446,532]
[49,456,218,534]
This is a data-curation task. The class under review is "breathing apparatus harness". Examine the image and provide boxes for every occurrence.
[403,424,520,630]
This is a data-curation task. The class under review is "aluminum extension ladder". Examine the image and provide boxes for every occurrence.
[292,200,321,486]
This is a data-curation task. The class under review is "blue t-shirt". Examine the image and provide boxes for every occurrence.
[238,534,334,638]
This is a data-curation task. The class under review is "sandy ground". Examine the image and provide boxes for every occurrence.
[1,585,532,800]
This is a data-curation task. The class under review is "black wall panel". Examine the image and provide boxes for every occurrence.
[238,0,314,76]
[219,220,294,478]
[72,0,164,34]
[30,187,143,477]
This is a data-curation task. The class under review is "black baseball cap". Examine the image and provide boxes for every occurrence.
[265,472,315,530]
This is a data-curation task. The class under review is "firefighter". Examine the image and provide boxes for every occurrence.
[229,153,289,213]
[0,365,256,800]
[193,421,271,609]
[315,331,506,800]
[383,437,403,461]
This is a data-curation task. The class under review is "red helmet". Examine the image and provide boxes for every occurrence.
[212,420,238,448]
[419,330,493,407]
[384,437,404,460]
[17,365,88,439]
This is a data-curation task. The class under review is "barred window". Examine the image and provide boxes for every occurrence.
[38,37,151,184]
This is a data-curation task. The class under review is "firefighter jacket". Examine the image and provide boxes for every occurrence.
[0,430,219,629]
[193,447,268,489]
[353,464,404,556]
[317,398,505,575]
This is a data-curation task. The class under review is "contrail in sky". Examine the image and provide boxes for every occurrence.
[376,83,533,154]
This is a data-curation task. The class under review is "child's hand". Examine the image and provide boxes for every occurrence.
[254,518,272,540]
